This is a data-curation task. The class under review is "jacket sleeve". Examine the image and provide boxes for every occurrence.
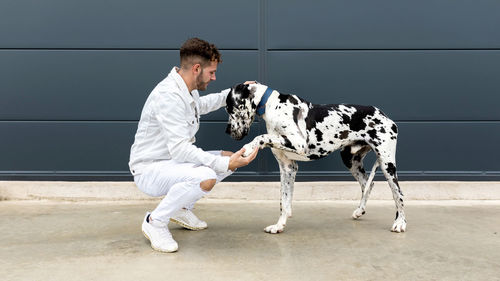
[198,88,230,115]
[154,92,230,173]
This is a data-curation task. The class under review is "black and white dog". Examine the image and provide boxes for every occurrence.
[225,83,406,233]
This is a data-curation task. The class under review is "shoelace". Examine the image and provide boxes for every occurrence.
[156,226,173,239]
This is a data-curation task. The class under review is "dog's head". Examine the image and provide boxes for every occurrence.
[225,83,259,140]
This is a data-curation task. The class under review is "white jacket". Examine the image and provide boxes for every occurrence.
[129,67,230,176]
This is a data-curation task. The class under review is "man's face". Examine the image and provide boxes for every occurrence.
[196,60,217,91]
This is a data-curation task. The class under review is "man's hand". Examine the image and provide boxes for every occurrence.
[228,147,259,171]
[244,81,257,85]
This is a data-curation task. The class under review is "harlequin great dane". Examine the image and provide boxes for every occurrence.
[225,83,407,234]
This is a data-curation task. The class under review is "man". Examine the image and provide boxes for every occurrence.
[129,38,258,253]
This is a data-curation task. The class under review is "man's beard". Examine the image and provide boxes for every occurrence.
[196,69,209,91]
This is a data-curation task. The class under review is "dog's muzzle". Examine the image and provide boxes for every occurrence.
[225,124,248,141]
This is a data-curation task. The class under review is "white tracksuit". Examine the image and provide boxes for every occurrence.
[129,66,232,223]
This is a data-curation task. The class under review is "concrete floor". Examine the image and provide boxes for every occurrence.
[1,200,500,281]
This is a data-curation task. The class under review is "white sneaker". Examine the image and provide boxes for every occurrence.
[142,213,178,253]
[170,208,208,230]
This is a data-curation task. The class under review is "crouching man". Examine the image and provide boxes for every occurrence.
[129,38,258,252]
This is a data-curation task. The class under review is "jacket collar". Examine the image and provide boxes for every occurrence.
[169,66,196,105]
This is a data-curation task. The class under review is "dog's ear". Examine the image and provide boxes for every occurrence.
[247,84,257,96]
[239,83,255,100]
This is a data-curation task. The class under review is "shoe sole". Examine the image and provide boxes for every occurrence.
[169,218,207,231]
[142,229,178,253]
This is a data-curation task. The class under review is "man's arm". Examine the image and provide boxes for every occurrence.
[198,82,256,115]
[155,93,230,173]
[198,88,230,115]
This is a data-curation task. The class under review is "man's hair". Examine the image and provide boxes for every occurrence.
[180,38,222,69]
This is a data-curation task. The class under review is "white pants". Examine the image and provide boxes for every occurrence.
[134,151,233,223]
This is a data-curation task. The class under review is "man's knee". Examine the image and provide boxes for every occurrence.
[200,179,216,192]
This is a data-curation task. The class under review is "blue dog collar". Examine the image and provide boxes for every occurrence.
[256,87,273,116]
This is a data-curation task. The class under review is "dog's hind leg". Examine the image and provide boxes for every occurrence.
[341,145,375,219]
[264,149,298,234]
[376,142,407,233]
[353,161,379,219]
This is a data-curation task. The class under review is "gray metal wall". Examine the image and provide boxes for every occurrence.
[1,0,499,181]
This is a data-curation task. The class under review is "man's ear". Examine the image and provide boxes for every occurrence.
[192,63,201,74]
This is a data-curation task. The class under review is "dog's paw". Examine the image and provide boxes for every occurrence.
[352,208,366,219]
[391,218,407,233]
[242,143,256,157]
[264,224,285,234]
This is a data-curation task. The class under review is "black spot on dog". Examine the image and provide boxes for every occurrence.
[305,104,337,131]
[340,114,351,125]
[236,84,252,99]
[380,127,386,134]
[225,90,236,114]
[292,107,300,124]
[339,130,350,139]
[329,141,334,144]
[334,134,338,139]
[281,135,296,150]
[348,105,376,131]
[318,148,328,155]
[367,129,379,141]
[386,163,397,177]
[309,144,316,149]
[309,154,326,160]
[358,166,366,174]
[340,147,352,168]
[372,118,381,125]
[260,140,264,145]
[288,96,299,105]
[315,129,323,141]
[278,94,288,103]
[354,140,368,146]
[394,178,400,186]
[391,124,398,134]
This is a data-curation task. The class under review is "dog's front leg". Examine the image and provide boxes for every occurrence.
[242,134,305,157]
[264,149,298,234]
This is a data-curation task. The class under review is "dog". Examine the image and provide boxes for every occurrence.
[225,83,407,234]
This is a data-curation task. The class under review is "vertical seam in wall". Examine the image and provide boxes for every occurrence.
[258,0,267,84]
[258,0,268,174]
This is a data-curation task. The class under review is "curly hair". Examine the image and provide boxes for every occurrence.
[180,38,222,68]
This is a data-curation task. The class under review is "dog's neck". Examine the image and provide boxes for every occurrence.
[249,84,274,116]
